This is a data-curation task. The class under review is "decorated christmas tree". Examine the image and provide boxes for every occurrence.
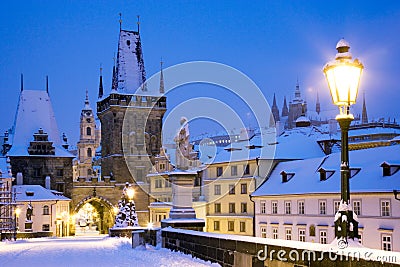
[113,183,139,228]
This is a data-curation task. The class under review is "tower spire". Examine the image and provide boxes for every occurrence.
[271,93,280,123]
[159,58,165,94]
[111,53,118,92]
[281,96,289,117]
[362,91,368,124]
[119,13,122,31]
[137,15,140,32]
[98,64,104,98]
[20,73,23,92]
[316,90,321,115]
[295,79,301,99]
[46,75,49,94]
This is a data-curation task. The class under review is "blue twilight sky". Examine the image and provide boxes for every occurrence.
[0,1,400,145]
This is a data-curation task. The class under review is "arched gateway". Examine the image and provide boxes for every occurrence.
[72,196,116,235]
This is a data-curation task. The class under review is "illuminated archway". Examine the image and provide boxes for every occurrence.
[73,196,116,235]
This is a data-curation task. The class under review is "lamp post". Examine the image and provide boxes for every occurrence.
[14,207,21,240]
[126,186,135,226]
[323,39,363,244]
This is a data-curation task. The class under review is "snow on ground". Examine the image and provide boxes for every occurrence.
[0,236,220,267]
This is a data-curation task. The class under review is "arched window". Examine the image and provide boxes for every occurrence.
[87,148,92,157]
[87,169,92,176]
[86,127,92,136]
[43,205,50,215]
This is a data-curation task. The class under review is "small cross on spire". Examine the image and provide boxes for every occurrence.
[137,15,140,32]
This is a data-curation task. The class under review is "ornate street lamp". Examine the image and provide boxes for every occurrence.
[126,186,135,226]
[323,39,363,244]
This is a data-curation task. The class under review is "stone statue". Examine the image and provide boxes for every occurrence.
[26,203,33,221]
[174,117,191,169]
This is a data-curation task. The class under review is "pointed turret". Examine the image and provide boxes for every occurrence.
[316,90,321,115]
[159,60,165,94]
[362,91,368,124]
[46,76,49,94]
[84,89,92,111]
[281,96,289,117]
[98,66,104,98]
[20,73,23,92]
[271,93,280,123]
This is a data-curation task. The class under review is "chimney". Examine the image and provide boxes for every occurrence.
[17,172,23,185]
[45,176,51,189]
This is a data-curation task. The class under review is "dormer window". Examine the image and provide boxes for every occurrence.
[26,191,34,196]
[380,162,400,176]
[280,171,295,183]
[318,168,335,181]
[349,167,361,178]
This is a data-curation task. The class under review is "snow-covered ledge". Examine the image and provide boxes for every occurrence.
[162,228,400,266]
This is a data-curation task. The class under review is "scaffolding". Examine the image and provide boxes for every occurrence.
[0,160,17,240]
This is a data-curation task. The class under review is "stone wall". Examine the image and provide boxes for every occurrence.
[162,228,399,267]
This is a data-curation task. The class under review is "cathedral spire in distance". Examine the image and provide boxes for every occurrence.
[46,75,49,94]
[119,13,122,31]
[281,96,289,117]
[271,93,280,123]
[362,91,368,124]
[316,90,321,115]
[20,73,23,92]
[98,65,104,99]
[159,59,165,94]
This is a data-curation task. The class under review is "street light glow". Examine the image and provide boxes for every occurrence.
[323,39,363,110]
[126,188,135,200]
[15,207,21,217]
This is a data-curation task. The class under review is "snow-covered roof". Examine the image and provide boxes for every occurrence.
[8,90,74,157]
[14,185,70,202]
[208,126,325,164]
[252,145,400,197]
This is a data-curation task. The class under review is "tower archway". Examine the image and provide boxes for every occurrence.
[73,196,116,235]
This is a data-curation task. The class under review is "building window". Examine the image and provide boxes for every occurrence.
[241,202,247,213]
[272,201,278,214]
[309,225,316,237]
[56,183,65,193]
[217,167,223,177]
[319,200,326,215]
[87,148,92,157]
[358,232,363,244]
[299,229,306,242]
[42,224,50,231]
[334,200,340,214]
[243,164,250,175]
[382,235,392,251]
[231,166,237,176]
[214,184,221,195]
[381,200,391,217]
[228,221,235,231]
[285,201,291,214]
[320,230,327,244]
[298,200,305,215]
[86,127,92,136]
[240,183,247,194]
[165,180,171,188]
[285,228,292,240]
[229,184,235,195]
[214,221,220,231]
[260,201,266,214]
[272,227,278,239]
[229,203,236,213]
[56,169,64,177]
[33,167,42,177]
[159,163,166,171]
[43,205,50,215]
[240,221,246,232]
[25,223,32,232]
[155,179,163,188]
[214,203,221,213]
[353,200,361,215]
[261,226,267,238]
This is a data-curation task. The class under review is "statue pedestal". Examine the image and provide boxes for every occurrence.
[161,170,205,231]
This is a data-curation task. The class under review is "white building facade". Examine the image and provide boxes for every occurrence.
[252,145,400,251]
